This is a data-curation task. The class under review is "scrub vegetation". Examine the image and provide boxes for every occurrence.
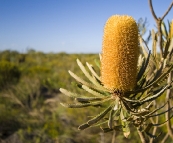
[0,0,173,143]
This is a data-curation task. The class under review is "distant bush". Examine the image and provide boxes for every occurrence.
[0,50,19,62]
[28,66,50,75]
[0,106,22,139]
[0,61,21,89]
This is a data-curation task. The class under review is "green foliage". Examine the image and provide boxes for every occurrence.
[0,60,21,89]
[0,105,23,139]
[0,50,19,62]
[0,51,109,143]
[0,48,172,142]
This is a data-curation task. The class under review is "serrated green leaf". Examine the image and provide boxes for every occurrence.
[168,20,173,39]
[59,88,79,98]
[121,116,130,138]
[100,127,113,133]
[139,37,149,59]
[99,53,102,61]
[122,96,141,103]
[141,84,171,104]
[69,70,109,92]
[78,123,90,130]
[82,85,106,97]
[131,108,150,116]
[94,59,100,68]
[86,62,100,81]
[148,105,173,118]
[123,129,130,138]
[137,55,144,69]
[60,97,112,108]
[163,39,171,58]
[113,109,120,120]
[137,50,151,81]
[101,125,123,133]
[147,61,164,85]
[68,70,92,87]
[151,29,157,58]
[60,102,91,108]
[76,96,104,102]
[126,64,173,95]
[77,59,108,91]
[124,83,171,105]
[161,22,168,38]
[87,105,112,125]
[144,101,168,117]
[108,107,114,129]
[91,120,108,127]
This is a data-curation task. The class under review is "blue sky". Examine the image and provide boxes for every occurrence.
[0,0,173,53]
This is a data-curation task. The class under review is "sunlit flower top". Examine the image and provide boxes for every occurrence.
[101,15,139,91]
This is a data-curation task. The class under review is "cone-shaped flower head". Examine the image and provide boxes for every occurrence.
[101,15,139,91]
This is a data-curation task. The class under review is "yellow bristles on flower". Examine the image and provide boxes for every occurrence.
[101,15,139,91]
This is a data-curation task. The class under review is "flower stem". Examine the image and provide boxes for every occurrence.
[137,129,148,143]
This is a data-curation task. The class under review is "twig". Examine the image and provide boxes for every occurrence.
[161,1,173,20]
[166,72,173,140]
[149,111,159,143]
[148,0,163,57]
[111,130,116,143]
[161,133,169,143]
[148,0,158,21]
[158,19,164,58]
[148,0,173,58]
[137,129,148,143]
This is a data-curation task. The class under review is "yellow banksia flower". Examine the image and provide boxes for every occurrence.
[101,15,139,91]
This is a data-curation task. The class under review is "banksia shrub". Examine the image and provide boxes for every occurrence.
[60,13,173,141]
[101,15,139,91]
